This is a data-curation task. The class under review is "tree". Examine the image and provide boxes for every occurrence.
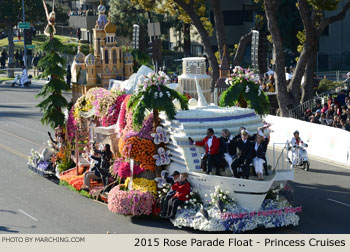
[262,0,349,115]
[109,0,149,53]
[36,37,70,128]
[36,1,69,129]
[210,0,228,64]
[0,0,45,77]
[290,0,350,103]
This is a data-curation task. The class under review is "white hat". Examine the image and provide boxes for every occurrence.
[241,129,249,135]
[258,130,264,137]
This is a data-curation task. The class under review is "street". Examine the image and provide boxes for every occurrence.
[0,80,349,234]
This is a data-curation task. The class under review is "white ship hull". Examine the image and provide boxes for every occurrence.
[162,105,294,211]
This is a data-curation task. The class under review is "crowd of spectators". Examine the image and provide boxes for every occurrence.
[69,8,96,17]
[302,88,350,132]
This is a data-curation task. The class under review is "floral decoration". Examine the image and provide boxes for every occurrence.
[171,199,300,233]
[151,126,169,144]
[153,147,171,166]
[112,158,144,178]
[108,184,155,216]
[124,177,157,195]
[119,136,156,171]
[220,66,270,115]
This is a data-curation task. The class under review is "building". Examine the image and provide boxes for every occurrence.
[318,1,350,71]
[169,0,256,56]
[71,1,134,101]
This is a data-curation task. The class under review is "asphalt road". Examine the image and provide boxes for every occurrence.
[0,80,349,234]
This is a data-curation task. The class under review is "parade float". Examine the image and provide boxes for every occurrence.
[28,1,300,233]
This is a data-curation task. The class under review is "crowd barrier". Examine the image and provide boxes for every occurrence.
[265,115,350,167]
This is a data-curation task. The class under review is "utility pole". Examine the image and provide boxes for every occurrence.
[22,0,27,69]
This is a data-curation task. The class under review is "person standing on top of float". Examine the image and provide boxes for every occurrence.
[290,130,308,167]
[231,129,254,179]
[188,128,221,175]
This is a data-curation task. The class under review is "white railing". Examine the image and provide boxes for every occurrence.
[272,141,291,172]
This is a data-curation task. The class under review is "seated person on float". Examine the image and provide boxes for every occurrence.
[160,172,191,219]
[188,128,223,175]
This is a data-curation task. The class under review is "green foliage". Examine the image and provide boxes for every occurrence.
[317,79,341,93]
[36,37,70,129]
[110,0,149,38]
[219,79,270,115]
[59,180,93,198]
[127,85,189,129]
[307,0,340,10]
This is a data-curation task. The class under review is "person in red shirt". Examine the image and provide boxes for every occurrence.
[164,173,191,219]
[188,128,221,175]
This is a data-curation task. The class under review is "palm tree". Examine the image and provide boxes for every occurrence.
[219,67,270,115]
[127,72,188,176]
[127,72,188,129]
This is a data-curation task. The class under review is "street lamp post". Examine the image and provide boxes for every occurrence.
[22,0,27,69]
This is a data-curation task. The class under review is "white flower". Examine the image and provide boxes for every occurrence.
[219,194,223,198]
[185,200,189,204]
[225,191,229,194]
[204,194,208,197]
[154,92,158,98]
[223,209,226,212]
[184,206,187,209]
[186,195,189,198]
[190,192,193,195]
[147,72,153,78]
[258,89,261,96]
[158,71,166,77]
[223,196,227,200]
[166,91,171,97]
[159,92,163,98]
[245,85,250,93]
[193,199,197,202]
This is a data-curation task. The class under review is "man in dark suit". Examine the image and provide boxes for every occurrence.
[231,129,254,179]
[189,128,221,175]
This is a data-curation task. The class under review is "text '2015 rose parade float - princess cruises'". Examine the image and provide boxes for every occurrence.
[28,53,301,233]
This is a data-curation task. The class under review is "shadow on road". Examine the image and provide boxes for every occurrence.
[0,209,17,214]
[0,111,42,119]
[0,226,19,233]
[307,168,350,177]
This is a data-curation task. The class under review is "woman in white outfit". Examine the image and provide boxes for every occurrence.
[290,130,308,167]
[252,131,269,180]
[20,66,29,87]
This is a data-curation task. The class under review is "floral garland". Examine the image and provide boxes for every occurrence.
[119,136,156,171]
[100,94,127,127]
[108,184,155,216]
[67,107,77,141]
[171,199,300,233]
[118,95,132,135]
[125,177,157,195]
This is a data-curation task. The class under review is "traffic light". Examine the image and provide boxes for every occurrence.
[24,28,32,45]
